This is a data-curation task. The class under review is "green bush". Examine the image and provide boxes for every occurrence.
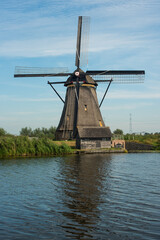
[0,128,7,136]
[113,129,123,135]
[60,143,72,154]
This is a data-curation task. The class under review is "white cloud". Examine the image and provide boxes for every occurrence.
[0,32,156,58]
[102,102,153,111]
[110,91,160,99]
[97,88,160,100]
[0,37,75,57]
[1,86,159,104]
[0,94,58,102]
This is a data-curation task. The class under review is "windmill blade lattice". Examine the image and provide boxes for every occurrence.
[86,70,145,83]
[79,16,90,68]
[14,66,71,78]
[75,16,90,68]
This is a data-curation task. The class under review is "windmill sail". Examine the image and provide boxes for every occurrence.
[79,16,90,68]
[14,66,71,77]
[75,16,90,68]
[86,70,145,83]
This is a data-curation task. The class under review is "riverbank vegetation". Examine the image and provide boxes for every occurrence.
[113,129,160,150]
[0,127,160,158]
[124,133,160,150]
[0,134,72,158]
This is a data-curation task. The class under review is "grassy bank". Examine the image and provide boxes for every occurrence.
[0,136,72,158]
[125,134,160,150]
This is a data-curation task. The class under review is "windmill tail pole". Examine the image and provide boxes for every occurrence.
[73,76,80,138]
[99,79,113,108]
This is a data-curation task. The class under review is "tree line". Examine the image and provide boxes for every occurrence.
[19,126,56,140]
[0,126,56,140]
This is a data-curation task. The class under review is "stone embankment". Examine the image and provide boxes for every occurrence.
[75,148,127,154]
[125,141,154,152]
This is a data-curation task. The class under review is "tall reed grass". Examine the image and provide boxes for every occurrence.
[0,136,72,158]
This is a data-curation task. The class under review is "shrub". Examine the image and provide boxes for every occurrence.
[0,128,7,136]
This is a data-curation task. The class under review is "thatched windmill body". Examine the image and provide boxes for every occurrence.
[14,16,145,147]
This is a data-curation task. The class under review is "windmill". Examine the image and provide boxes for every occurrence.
[14,16,145,148]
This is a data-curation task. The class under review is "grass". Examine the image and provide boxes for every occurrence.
[0,136,72,158]
[125,134,160,150]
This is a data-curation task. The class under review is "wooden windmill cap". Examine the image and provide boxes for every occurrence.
[64,68,97,86]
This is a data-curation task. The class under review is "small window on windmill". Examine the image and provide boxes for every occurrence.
[67,115,69,121]
[84,105,87,111]
[99,120,103,127]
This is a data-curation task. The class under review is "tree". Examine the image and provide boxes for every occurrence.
[0,128,6,136]
[113,129,123,135]
[19,126,56,140]
[20,127,32,136]
[32,128,44,138]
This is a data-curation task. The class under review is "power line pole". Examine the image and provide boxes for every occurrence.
[129,113,132,134]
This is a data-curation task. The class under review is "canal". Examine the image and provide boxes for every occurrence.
[0,153,160,239]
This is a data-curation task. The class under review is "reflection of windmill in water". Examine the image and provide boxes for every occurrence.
[59,154,112,238]
[14,16,145,148]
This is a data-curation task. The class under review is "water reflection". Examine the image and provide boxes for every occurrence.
[59,154,112,239]
[0,154,160,240]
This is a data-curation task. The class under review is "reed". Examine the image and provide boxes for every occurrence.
[0,136,72,158]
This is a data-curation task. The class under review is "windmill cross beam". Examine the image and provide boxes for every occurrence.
[47,81,64,103]
[99,79,113,108]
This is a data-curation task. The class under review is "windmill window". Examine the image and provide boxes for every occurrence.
[99,120,102,127]
[84,105,87,111]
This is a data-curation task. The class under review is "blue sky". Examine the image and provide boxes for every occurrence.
[0,0,160,134]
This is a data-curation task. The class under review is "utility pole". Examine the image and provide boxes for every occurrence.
[129,113,132,134]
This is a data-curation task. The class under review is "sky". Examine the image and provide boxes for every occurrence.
[0,0,160,134]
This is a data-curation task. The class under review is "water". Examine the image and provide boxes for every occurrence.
[0,153,160,240]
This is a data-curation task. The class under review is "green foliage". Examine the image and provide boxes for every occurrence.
[0,136,71,158]
[59,143,72,154]
[0,128,7,136]
[113,129,123,135]
[20,126,56,140]
[124,133,160,150]
[20,127,32,137]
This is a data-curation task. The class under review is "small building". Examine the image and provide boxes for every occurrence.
[111,134,125,149]
[111,139,125,149]
[76,127,112,149]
